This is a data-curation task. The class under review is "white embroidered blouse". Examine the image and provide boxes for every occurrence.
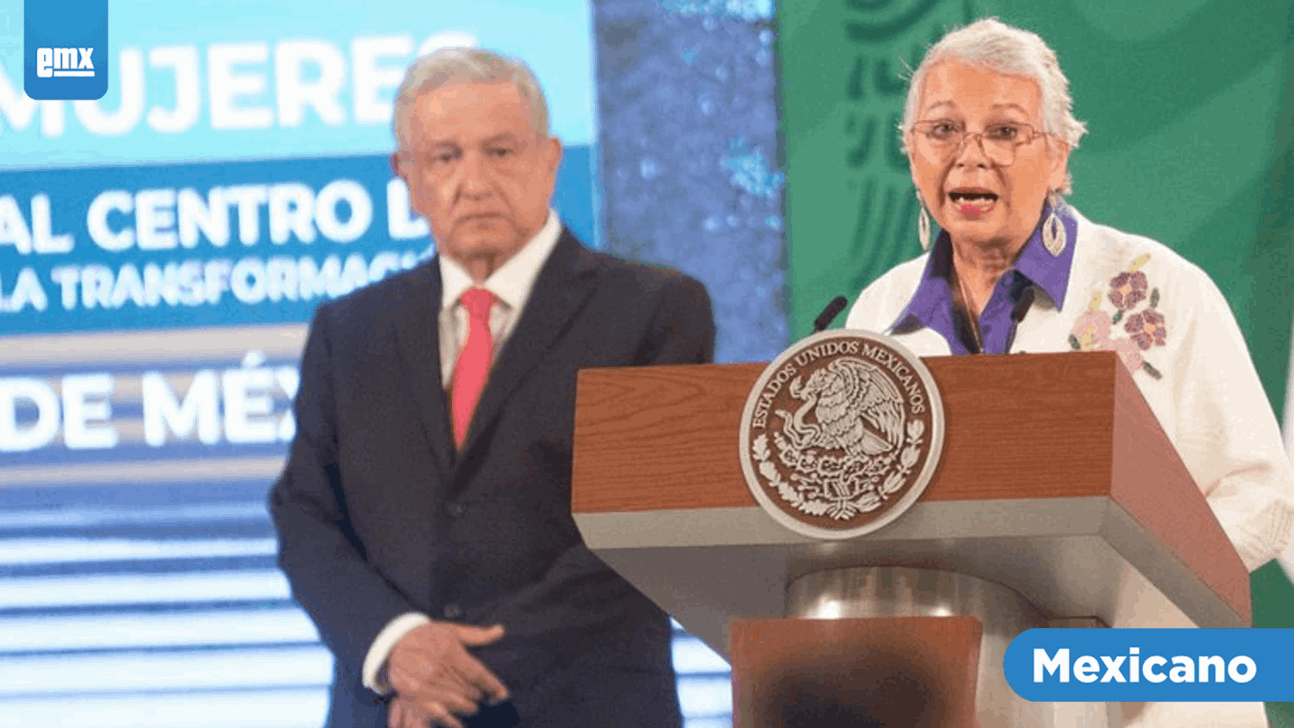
[846,207,1294,573]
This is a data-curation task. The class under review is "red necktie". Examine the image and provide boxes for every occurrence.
[450,288,496,448]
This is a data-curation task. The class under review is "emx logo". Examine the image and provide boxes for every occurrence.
[36,47,97,78]
[24,0,109,100]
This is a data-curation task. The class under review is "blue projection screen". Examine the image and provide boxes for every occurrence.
[0,1,741,725]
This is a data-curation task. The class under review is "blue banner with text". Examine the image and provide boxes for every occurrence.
[1005,629,1294,702]
[0,147,595,334]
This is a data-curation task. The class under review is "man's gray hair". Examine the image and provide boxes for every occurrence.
[901,18,1087,192]
[393,47,550,151]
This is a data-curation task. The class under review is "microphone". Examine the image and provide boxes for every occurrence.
[1003,287,1035,354]
[813,296,849,333]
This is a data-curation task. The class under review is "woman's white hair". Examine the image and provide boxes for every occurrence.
[902,18,1087,192]
[393,47,550,151]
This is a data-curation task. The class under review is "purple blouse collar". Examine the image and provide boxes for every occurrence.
[887,203,1078,352]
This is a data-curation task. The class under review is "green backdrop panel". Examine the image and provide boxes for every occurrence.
[778,2,1294,724]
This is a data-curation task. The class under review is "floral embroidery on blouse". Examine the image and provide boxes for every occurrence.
[1108,270,1148,309]
[1125,309,1167,349]
[1068,253,1165,379]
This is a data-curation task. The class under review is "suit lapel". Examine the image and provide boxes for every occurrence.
[390,261,457,475]
[457,230,599,458]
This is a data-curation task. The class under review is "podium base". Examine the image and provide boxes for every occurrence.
[731,614,982,728]
[782,566,1117,728]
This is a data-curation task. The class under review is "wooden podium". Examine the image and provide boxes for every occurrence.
[570,352,1250,727]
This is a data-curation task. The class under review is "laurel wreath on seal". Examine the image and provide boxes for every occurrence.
[751,419,925,521]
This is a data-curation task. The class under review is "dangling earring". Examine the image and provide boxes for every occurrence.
[917,192,932,251]
[1042,191,1066,257]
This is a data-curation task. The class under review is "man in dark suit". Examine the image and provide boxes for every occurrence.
[268,48,714,728]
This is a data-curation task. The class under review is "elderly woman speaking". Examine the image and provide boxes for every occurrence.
[846,17,1294,728]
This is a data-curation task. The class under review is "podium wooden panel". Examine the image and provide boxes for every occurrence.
[571,351,1249,660]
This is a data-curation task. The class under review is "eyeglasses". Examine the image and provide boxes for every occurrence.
[908,120,1046,167]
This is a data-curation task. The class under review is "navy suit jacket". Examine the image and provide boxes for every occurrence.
[269,229,715,727]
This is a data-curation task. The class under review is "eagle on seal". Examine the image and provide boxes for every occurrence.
[782,357,905,457]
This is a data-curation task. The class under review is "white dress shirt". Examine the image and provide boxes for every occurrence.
[847,207,1294,728]
[361,210,563,694]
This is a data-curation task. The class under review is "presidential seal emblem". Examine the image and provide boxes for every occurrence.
[738,330,945,539]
